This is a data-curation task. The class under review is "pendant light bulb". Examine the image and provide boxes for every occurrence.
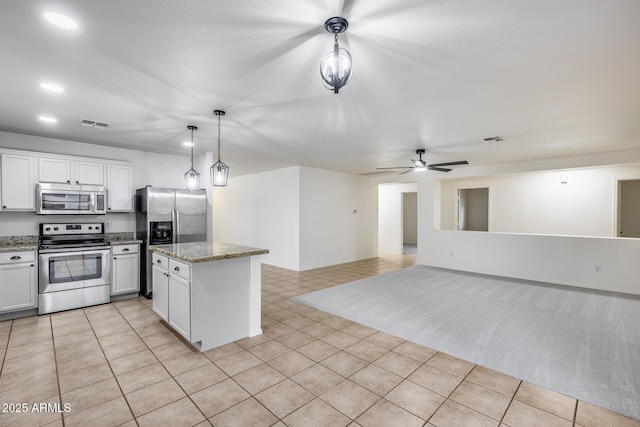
[184,125,200,190]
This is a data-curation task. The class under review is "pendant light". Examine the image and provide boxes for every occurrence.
[320,17,352,94]
[184,125,200,190]
[210,109,229,187]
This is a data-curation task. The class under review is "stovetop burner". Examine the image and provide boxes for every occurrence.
[38,222,109,251]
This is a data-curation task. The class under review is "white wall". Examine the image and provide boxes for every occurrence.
[378,183,418,254]
[440,165,640,236]
[418,148,640,295]
[299,167,378,270]
[0,131,202,236]
[213,167,300,270]
[213,166,378,271]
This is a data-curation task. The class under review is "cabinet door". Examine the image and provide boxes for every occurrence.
[151,265,169,322]
[75,161,105,185]
[168,274,190,340]
[38,157,72,183]
[1,154,35,210]
[107,165,133,212]
[0,262,37,313]
[112,253,139,295]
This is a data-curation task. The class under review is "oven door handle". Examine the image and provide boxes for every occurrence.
[39,246,111,254]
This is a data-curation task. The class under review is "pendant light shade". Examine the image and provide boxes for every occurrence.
[320,17,352,94]
[184,125,200,190]
[210,110,229,187]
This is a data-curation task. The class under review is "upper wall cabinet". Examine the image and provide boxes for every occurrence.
[0,154,36,210]
[38,157,104,185]
[107,164,133,212]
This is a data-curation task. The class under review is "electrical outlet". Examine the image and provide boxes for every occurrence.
[595,265,601,273]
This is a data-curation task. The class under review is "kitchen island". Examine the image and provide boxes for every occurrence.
[149,241,268,351]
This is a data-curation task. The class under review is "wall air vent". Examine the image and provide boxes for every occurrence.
[79,118,110,129]
[479,135,504,143]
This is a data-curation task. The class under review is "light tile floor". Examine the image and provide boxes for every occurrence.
[1,253,639,426]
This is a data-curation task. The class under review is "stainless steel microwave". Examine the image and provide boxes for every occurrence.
[35,183,107,215]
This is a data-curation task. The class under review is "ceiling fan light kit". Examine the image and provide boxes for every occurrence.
[320,16,352,94]
[376,149,469,174]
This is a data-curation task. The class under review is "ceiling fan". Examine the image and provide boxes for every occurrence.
[376,149,469,174]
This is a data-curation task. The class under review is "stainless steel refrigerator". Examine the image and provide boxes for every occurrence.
[136,186,207,298]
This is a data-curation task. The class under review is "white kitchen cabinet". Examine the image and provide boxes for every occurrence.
[151,254,169,322]
[168,273,190,339]
[111,244,140,295]
[1,153,36,210]
[38,157,104,185]
[0,251,37,313]
[75,161,105,185]
[151,253,192,340]
[106,164,133,212]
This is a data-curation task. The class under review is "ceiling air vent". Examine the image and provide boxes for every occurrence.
[79,118,110,129]
[479,135,504,143]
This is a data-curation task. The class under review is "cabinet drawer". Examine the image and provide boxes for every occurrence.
[152,253,168,270]
[0,251,36,264]
[169,259,190,281]
[112,244,139,255]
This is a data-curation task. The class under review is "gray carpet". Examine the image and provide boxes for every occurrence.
[292,266,640,421]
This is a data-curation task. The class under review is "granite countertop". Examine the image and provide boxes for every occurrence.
[0,233,141,252]
[109,239,143,246]
[149,241,269,263]
[0,236,38,253]
[0,244,39,253]
[106,232,142,246]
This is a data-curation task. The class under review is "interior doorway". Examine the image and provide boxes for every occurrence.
[402,192,417,254]
[617,179,640,238]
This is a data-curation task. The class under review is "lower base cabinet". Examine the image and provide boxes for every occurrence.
[151,253,191,340]
[151,263,169,322]
[111,244,140,296]
[0,251,37,313]
[168,274,190,339]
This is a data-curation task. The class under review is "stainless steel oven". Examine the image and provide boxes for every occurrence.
[38,223,111,314]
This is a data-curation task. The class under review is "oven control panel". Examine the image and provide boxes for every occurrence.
[40,223,104,235]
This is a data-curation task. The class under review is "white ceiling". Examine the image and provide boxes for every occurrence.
[1,0,639,176]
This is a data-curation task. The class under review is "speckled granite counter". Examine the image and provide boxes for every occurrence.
[106,232,142,246]
[149,241,269,263]
[0,236,38,253]
[109,239,143,246]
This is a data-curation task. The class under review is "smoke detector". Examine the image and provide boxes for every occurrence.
[80,118,110,129]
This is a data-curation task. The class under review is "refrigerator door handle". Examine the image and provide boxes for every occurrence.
[173,208,180,243]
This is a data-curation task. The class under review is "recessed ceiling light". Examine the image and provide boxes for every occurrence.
[43,12,78,30]
[183,141,194,147]
[40,82,64,93]
[38,116,58,124]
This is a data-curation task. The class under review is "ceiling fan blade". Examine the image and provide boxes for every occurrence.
[376,166,413,170]
[427,166,452,172]
[427,160,469,167]
[399,169,415,175]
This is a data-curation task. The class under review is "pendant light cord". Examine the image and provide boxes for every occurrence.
[190,127,195,169]
[217,114,222,162]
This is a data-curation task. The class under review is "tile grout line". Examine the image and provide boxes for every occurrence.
[112,299,221,425]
